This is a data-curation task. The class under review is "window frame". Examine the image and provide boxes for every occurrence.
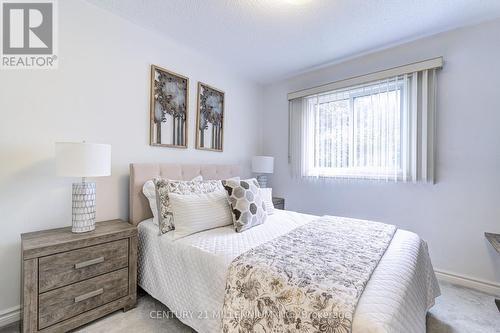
[306,80,406,180]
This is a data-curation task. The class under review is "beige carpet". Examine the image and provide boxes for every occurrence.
[2,281,498,333]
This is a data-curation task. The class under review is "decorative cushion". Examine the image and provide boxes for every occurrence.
[222,178,267,232]
[143,175,202,225]
[155,179,224,234]
[260,188,275,215]
[168,191,233,240]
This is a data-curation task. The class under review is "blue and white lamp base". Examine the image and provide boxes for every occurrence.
[72,182,96,233]
[256,174,268,188]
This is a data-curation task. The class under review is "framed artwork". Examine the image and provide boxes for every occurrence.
[196,82,225,152]
[150,65,188,148]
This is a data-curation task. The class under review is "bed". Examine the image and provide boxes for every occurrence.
[129,163,440,333]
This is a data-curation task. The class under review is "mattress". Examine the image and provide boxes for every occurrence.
[138,210,440,333]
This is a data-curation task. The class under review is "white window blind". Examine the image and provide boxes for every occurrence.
[289,59,441,183]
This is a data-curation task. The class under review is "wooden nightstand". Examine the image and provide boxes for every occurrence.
[485,232,500,311]
[21,220,137,333]
[272,197,285,210]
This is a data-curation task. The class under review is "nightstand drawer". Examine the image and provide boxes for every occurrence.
[38,267,129,329]
[38,239,129,293]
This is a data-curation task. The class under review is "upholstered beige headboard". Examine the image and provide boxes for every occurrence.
[129,163,241,225]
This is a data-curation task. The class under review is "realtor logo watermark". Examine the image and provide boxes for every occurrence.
[1,0,58,69]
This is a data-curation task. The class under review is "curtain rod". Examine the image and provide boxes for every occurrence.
[287,57,443,100]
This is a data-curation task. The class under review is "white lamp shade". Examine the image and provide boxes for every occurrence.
[252,156,274,174]
[56,142,111,177]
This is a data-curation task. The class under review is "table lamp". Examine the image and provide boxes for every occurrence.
[55,142,111,233]
[252,156,274,188]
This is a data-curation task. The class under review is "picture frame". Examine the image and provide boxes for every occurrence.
[150,64,189,148]
[196,82,225,152]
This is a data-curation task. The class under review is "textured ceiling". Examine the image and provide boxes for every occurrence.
[86,0,500,83]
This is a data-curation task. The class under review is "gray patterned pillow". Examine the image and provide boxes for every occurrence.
[222,178,267,232]
[155,178,224,234]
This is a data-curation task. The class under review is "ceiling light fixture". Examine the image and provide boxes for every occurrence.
[281,0,312,5]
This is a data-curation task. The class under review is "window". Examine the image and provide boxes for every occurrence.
[289,61,440,183]
[304,78,403,179]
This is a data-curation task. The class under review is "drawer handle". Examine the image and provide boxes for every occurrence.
[75,257,104,269]
[74,288,104,303]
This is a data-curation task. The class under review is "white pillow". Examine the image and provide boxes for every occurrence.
[168,190,233,240]
[142,175,202,225]
[260,188,275,215]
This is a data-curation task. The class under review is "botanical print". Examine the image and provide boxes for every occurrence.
[150,65,188,148]
[154,178,224,234]
[222,216,397,333]
[196,82,224,151]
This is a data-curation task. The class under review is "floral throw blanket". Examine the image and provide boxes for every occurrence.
[221,216,396,333]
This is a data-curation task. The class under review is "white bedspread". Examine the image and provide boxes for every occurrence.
[138,210,440,333]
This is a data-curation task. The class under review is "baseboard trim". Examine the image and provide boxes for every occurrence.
[435,269,500,296]
[0,305,20,328]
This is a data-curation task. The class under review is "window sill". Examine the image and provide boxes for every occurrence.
[304,168,403,180]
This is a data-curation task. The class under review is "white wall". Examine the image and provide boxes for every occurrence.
[0,0,263,312]
[263,19,500,287]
